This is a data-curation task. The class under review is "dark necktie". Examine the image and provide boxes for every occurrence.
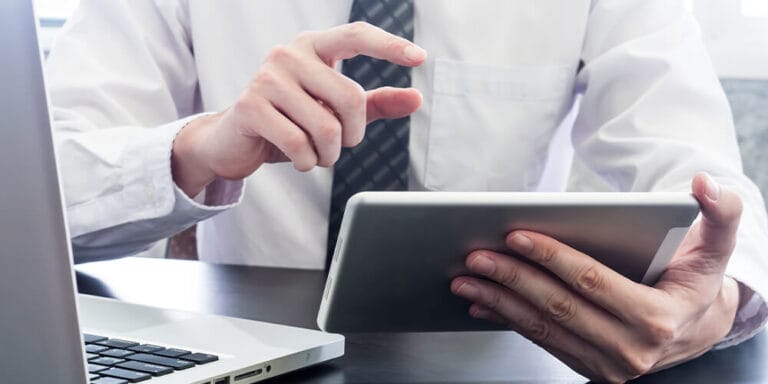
[326,0,415,269]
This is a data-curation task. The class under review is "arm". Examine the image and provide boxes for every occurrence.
[50,1,427,260]
[48,0,243,260]
[452,0,767,381]
[569,0,768,302]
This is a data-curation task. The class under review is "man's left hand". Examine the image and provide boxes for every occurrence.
[451,173,742,383]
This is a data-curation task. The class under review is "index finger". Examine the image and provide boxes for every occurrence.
[312,22,426,67]
[506,230,663,324]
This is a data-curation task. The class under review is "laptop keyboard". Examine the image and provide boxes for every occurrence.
[83,334,219,383]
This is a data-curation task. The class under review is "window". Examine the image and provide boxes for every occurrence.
[742,0,768,18]
[34,0,79,20]
[34,0,79,55]
[691,0,768,79]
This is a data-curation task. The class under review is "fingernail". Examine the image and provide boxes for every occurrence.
[455,281,479,298]
[470,254,496,275]
[404,45,426,62]
[509,233,533,253]
[703,173,721,202]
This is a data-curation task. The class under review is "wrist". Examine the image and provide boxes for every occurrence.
[715,276,741,339]
[171,114,220,197]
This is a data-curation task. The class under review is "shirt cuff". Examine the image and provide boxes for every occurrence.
[712,279,768,350]
[172,176,244,218]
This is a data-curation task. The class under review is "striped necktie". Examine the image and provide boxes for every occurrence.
[326,0,415,269]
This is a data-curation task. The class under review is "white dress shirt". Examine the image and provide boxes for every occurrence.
[47,0,768,313]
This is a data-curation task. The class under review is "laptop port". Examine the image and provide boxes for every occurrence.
[214,377,230,384]
[234,368,263,381]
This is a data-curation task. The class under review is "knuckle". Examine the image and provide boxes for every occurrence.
[345,21,370,39]
[734,194,744,217]
[294,30,316,44]
[544,292,577,323]
[617,347,656,378]
[252,70,281,90]
[496,265,520,289]
[533,246,557,265]
[525,319,552,344]
[573,266,606,293]
[282,131,309,156]
[266,45,297,64]
[642,318,678,346]
[232,92,267,119]
[316,120,342,143]
[383,36,408,54]
[483,289,504,312]
[339,86,366,111]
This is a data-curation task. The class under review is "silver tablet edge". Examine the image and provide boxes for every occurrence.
[640,226,691,285]
[317,194,362,331]
[344,191,698,207]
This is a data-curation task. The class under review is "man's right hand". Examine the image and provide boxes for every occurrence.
[171,22,427,197]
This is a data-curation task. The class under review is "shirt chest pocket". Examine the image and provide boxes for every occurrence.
[424,59,574,191]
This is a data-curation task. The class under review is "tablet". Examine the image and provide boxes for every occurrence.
[317,192,700,333]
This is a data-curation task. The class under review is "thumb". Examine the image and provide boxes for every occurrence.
[690,172,743,271]
[365,86,422,123]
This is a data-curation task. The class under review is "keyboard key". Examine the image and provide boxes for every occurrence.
[154,348,190,358]
[127,353,194,370]
[117,360,173,376]
[86,344,109,353]
[99,367,151,382]
[181,352,219,364]
[97,339,140,349]
[86,352,99,360]
[89,372,100,380]
[91,357,125,366]
[100,349,135,358]
[92,377,128,384]
[83,334,108,344]
[88,363,108,373]
[129,344,164,353]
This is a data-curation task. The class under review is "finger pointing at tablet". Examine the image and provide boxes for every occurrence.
[171,22,426,197]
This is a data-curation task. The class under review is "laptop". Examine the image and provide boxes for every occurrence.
[0,1,343,383]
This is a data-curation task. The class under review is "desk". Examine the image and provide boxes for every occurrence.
[76,257,767,383]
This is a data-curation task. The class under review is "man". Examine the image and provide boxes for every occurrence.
[47,0,768,381]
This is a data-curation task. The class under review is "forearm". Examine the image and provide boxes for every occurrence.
[72,179,243,261]
[54,110,244,261]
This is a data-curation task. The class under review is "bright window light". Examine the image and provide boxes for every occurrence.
[684,0,695,13]
[742,0,768,17]
[34,0,79,19]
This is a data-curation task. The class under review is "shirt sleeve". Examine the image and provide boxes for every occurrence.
[575,0,768,344]
[47,0,242,261]
[713,280,768,350]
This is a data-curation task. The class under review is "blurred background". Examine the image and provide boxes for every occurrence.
[34,0,768,259]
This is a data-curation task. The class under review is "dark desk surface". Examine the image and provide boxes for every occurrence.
[76,257,767,383]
